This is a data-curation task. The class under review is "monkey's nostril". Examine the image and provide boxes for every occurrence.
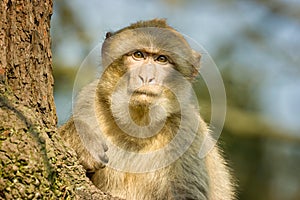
[138,75,144,83]
[149,78,155,83]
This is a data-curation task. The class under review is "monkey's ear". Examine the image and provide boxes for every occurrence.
[105,32,113,39]
[191,50,201,79]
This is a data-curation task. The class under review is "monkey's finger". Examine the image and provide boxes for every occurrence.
[102,142,108,152]
[99,152,109,164]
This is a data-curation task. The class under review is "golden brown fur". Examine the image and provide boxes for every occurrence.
[59,19,235,199]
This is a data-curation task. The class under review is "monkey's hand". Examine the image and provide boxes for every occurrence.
[74,119,109,171]
[77,141,108,172]
[60,118,109,172]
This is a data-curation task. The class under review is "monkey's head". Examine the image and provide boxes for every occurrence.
[97,19,200,130]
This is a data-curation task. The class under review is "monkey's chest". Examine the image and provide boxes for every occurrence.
[99,168,171,200]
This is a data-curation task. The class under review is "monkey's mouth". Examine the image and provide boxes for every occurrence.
[130,88,162,97]
[132,90,159,97]
[127,87,163,106]
[128,86,162,97]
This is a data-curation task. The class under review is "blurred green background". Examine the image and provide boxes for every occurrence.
[51,0,300,199]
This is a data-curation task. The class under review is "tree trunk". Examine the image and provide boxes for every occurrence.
[0,0,118,199]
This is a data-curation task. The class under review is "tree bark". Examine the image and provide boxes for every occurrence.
[0,0,119,199]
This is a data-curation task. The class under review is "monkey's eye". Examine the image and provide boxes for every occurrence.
[156,55,168,63]
[132,51,145,60]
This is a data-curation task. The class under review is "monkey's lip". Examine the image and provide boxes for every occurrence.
[128,87,162,97]
[133,91,159,97]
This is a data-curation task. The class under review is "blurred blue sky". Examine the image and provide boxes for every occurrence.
[52,0,300,134]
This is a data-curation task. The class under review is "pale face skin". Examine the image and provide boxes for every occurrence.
[124,50,175,106]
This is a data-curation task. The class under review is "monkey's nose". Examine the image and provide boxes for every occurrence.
[138,75,155,84]
[137,63,157,85]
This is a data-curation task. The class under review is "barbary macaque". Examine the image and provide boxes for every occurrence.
[59,19,235,199]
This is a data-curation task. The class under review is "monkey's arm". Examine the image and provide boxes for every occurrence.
[59,117,108,172]
[205,144,235,200]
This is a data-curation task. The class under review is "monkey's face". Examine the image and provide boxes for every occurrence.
[99,27,200,129]
[106,49,183,128]
[124,50,173,107]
